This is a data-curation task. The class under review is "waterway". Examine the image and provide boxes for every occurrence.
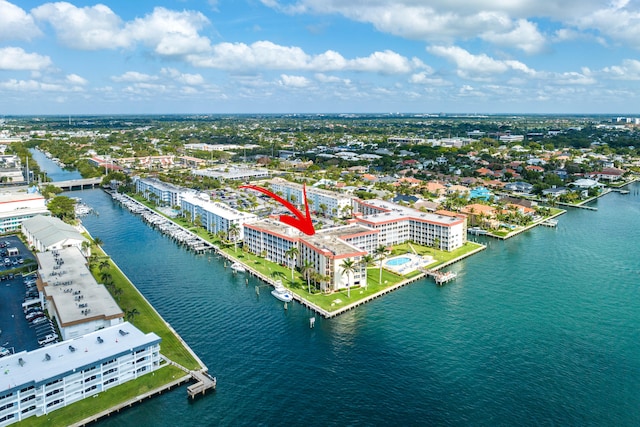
[38,157,640,425]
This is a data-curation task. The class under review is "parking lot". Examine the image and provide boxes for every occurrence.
[0,235,55,356]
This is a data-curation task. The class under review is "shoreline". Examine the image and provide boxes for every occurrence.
[64,226,213,427]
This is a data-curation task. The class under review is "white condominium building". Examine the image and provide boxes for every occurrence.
[0,188,49,234]
[300,226,371,292]
[267,178,352,217]
[243,218,301,267]
[134,177,195,207]
[38,247,124,340]
[243,220,374,292]
[0,322,160,426]
[181,193,257,242]
[352,199,466,251]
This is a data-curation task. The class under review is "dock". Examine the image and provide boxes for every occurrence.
[540,219,558,227]
[108,191,215,253]
[422,269,458,285]
[187,370,217,399]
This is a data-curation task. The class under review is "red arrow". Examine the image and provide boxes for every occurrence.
[240,183,316,236]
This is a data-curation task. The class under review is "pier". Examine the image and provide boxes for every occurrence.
[422,269,458,285]
[109,192,215,253]
[187,370,217,399]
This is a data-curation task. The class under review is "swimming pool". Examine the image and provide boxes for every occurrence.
[386,256,412,266]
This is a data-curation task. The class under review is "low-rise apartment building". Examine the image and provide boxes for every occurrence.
[352,199,466,251]
[181,193,257,242]
[0,323,160,426]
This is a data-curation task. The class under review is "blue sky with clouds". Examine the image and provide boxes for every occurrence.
[2,0,640,115]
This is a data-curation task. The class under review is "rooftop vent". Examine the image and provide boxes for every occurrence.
[18,358,24,367]
[45,353,51,361]
[97,336,103,344]
[118,329,129,336]
[69,345,76,352]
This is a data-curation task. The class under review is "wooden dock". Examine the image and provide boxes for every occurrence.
[422,269,458,285]
[187,370,217,399]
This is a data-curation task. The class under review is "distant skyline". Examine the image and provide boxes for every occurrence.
[1,1,640,115]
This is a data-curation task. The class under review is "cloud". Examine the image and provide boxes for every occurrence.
[161,68,205,85]
[261,0,640,52]
[315,73,351,85]
[32,3,211,56]
[480,19,546,54]
[0,79,71,92]
[602,59,640,80]
[31,2,129,50]
[66,74,88,85]
[0,1,41,41]
[0,47,52,70]
[573,2,640,50]
[279,74,311,88]
[409,71,450,86]
[427,45,535,77]
[189,40,423,74]
[125,7,212,56]
[111,71,158,83]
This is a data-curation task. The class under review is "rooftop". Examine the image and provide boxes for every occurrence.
[244,217,302,240]
[39,247,123,327]
[356,199,464,227]
[0,322,160,394]
[22,215,88,248]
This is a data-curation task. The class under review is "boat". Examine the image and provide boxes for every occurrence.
[468,227,488,235]
[230,262,246,273]
[271,283,294,302]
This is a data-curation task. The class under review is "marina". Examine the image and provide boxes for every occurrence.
[109,192,215,254]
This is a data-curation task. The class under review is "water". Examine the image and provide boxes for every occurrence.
[386,256,411,266]
[29,148,82,181]
[64,186,640,427]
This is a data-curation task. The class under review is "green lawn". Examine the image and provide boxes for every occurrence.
[220,241,483,312]
[17,365,186,427]
[89,246,200,371]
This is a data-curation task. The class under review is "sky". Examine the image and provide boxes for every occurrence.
[1,0,640,115]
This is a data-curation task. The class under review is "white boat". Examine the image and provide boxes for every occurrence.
[271,283,294,302]
[468,227,488,235]
[230,262,246,273]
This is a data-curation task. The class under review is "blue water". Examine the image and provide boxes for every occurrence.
[29,148,82,181]
[38,153,640,425]
[386,256,412,266]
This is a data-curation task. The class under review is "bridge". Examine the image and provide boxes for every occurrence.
[49,177,103,191]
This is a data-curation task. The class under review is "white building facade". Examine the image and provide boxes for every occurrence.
[0,188,49,234]
[134,177,194,207]
[267,178,352,216]
[0,323,160,426]
[352,199,466,251]
[181,193,257,241]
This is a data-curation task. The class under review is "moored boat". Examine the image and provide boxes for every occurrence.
[230,262,246,273]
[271,283,293,302]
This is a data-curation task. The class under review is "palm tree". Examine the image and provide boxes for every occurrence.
[284,246,299,282]
[113,287,123,301]
[361,254,375,289]
[81,240,91,257]
[374,245,388,286]
[100,271,112,284]
[93,236,103,247]
[126,308,140,321]
[270,270,287,285]
[300,259,315,294]
[99,259,110,271]
[340,259,357,298]
[227,223,240,252]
